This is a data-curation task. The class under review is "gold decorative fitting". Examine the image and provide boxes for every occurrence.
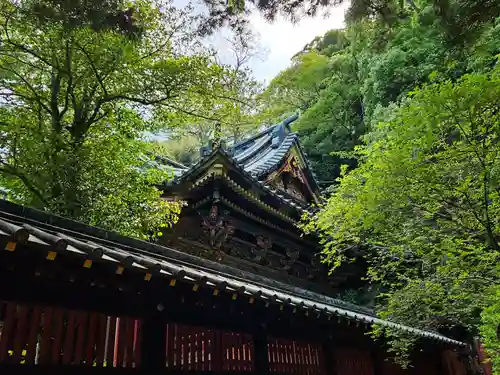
[46,251,57,261]
[232,292,238,300]
[5,242,16,251]
[225,177,295,223]
[213,289,219,296]
[116,265,125,275]
[83,259,92,268]
[193,284,200,292]
[249,296,255,304]
[169,279,177,287]
[144,272,152,281]
[220,198,300,240]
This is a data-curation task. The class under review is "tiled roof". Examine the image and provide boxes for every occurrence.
[159,114,320,212]
[232,114,300,177]
[0,200,467,347]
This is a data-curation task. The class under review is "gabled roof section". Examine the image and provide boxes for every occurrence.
[0,199,466,347]
[161,114,321,207]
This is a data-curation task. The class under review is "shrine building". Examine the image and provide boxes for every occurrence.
[0,114,478,375]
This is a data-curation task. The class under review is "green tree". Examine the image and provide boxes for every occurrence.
[0,0,227,237]
[303,67,500,368]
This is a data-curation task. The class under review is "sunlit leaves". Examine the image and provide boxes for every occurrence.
[305,67,500,366]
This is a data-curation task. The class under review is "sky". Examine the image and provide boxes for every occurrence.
[246,3,349,84]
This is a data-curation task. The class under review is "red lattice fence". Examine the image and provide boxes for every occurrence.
[335,348,373,375]
[165,323,254,372]
[267,337,325,375]
[0,300,141,367]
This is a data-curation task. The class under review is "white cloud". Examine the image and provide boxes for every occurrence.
[248,4,348,84]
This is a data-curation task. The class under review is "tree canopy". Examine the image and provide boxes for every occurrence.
[249,0,500,371]
[0,0,247,238]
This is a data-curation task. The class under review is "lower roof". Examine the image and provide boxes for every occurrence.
[0,199,465,347]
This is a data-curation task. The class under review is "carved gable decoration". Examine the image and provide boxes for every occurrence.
[265,148,316,203]
[200,204,235,250]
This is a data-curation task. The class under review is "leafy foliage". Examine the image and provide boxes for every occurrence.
[0,0,234,237]
[259,1,500,185]
[302,68,500,367]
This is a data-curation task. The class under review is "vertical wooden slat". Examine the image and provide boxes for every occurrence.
[237,333,243,371]
[62,310,77,364]
[125,317,134,368]
[174,324,181,370]
[187,326,193,371]
[166,323,173,368]
[133,319,142,368]
[208,329,215,372]
[0,301,17,362]
[229,332,235,371]
[106,316,116,367]
[12,305,29,363]
[282,339,289,375]
[113,317,122,368]
[193,329,199,371]
[249,333,255,371]
[213,329,219,372]
[25,305,42,364]
[182,325,189,370]
[199,329,205,371]
[95,314,107,367]
[73,311,88,365]
[38,306,53,364]
[50,308,64,365]
[222,331,228,371]
[85,312,98,366]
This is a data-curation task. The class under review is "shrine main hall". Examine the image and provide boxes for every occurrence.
[0,115,480,374]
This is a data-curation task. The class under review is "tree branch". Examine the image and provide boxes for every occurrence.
[0,164,48,206]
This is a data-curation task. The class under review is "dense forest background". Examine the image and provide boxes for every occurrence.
[1,0,500,371]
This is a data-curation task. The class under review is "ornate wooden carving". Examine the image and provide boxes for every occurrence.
[307,256,323,280]
[286,184,306,201]
[200,205,235,250]
[251,236,272,264]
[282,156,305,183]
[280,249,299,272]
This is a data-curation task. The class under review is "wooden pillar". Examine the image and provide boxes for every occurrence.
[323,341,337,375]
[370,349,381,375]
[253,325,269,375]
[141,310,167,373]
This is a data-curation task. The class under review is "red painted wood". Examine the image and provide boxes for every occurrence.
[62,310,77,364]
[183,325,190,370]
[25,305,41,364]
[50,308,64,365]
[188,326,194,370]
[38,306,53,364]
[85,312,98,366]
[193,329,199,371]
[165,323,173,368]
[73,311,88,365]
[125,317,134,368]
[268,338,325,375]
[173,324,181,370]
[132,319,141,368]
[209,328,216,371]
[95,314,107,367]
[12,304,29,363]
[0,301,17,362]
[106,316,116,367]
[113,317,122,368]
[336,349,374,375]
